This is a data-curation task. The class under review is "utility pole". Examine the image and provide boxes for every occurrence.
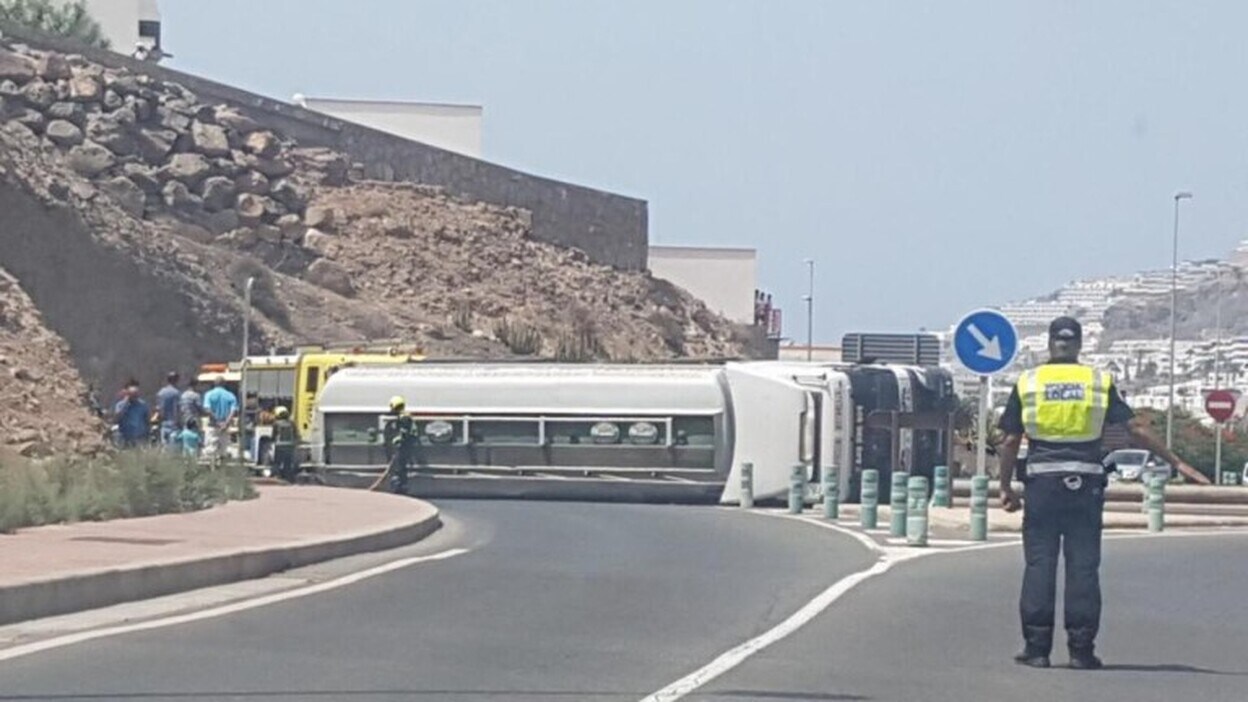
[803,259,815,361]
[1167,191,1193,450]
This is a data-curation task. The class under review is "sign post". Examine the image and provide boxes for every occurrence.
[953,310,1019,477]
[955,309,1017,543]
[1205,389,1238,485]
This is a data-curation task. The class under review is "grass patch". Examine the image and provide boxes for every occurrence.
[0,451,256,533]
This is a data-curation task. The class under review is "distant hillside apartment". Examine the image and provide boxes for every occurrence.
[293,95,483,159]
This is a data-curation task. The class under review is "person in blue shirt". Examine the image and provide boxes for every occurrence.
[113,381,150,448]
[174,418,202,458]
[202,376,238,459]
[155,371,182,448]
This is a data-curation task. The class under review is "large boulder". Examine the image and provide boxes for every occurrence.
[216,227,258,249]
[190,120,230,157]
[35,53,71,81]
[161,179,202,212]
[136,128,177,163]
[162,153,214,187]
[122,162,162,194]
[234,170,270,195]
[305,259,355,297]
[243,130,281,158]
[0,49,36,82]
[46,101,86,126]
[304,205,336,231]
[19,79,55,109]
[99,176,146,217]
[68,72,102,102]
[302,228,336,255]
[236,192,270,225]
[64,141,116,176]
[269,179,308,213]
[214,106,260,134]
[85,113,136,156]
[44,119,84,147]
[11,108,45,134]
[199,175,236,211]
[240,154,294,178]
[156,105,191,132]
[202,207,240,235]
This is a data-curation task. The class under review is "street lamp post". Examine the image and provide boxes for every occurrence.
[1214,265,1224,484]
[802,259,815,361]
[1167,192,1192,451]
[242,276,255,360]
[238,276,255,467]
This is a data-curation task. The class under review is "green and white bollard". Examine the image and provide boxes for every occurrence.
[740,462,754,509]
[788,464,805,514]
[890,472,910,537]
[1147,476,1165,533]
[823,466,840,520]
[970,475,989,541]
[861,469,880,529]
[932,465,951,508]
[906,475,930,547]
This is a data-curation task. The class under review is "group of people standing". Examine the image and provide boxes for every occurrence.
[111,372,239,459]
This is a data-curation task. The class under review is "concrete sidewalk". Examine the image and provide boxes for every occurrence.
[0,486,439,626]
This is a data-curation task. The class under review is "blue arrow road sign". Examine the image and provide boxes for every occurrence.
[954,309,1018,375]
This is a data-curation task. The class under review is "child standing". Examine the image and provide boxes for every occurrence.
[175,419,202,459]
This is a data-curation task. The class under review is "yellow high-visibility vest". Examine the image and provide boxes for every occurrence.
[1016,364,1111,443]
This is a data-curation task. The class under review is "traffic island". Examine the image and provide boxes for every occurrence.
[0,486,439,626]
[828,503,1248,537]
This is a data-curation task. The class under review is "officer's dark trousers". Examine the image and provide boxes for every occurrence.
[1020,475,1104,656]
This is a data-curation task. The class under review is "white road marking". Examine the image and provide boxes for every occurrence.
[657,508,1248,701]
[0,547,469,665]
[639,558,894,702]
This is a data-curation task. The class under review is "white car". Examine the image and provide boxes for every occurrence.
[1105,449,1172,483]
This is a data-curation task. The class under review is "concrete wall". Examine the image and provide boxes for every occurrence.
[648,246,756,323]
[0,24,648,270]
[296,96,483,159]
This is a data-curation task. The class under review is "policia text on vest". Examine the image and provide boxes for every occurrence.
[995,316,1204,670]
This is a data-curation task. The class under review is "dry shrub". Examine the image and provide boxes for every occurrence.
[493,317,542,355]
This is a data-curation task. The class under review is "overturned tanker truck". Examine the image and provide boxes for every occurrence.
[309,361,958,504]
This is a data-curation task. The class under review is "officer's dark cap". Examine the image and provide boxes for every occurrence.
[1048,316,1082,342]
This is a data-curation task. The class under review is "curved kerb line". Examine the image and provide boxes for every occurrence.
[0,547,470,664]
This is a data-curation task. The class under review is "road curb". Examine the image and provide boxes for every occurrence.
[0,503,440,627]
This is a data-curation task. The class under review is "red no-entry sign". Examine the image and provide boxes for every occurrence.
[1205,390,1238,424]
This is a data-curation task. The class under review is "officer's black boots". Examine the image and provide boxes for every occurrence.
[1013,651,1051,669]
[1068,649,1103,670]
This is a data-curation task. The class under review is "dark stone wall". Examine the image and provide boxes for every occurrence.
[0,24,649,270]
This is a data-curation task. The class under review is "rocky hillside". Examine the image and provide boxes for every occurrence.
[0,268,103,458]
[1101,268,1248,345]
[0,41,754,406]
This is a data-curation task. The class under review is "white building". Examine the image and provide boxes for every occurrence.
[293,95,483,158]
[648,246,758,324]
[81,0,162,55]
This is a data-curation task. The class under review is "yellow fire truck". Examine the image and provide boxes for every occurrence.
[195,342,424,467]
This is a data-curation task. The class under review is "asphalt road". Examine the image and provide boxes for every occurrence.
[0,500,873,701]
[694,532,1248,702]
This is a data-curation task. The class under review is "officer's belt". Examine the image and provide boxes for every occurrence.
[1025,461,1104,477]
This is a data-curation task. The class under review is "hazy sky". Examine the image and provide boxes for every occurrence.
[162,1,1248,342]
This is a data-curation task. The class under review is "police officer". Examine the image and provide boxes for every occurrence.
[271,406,298,483]
[383,396,415,494]
[997,316,1206,670]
